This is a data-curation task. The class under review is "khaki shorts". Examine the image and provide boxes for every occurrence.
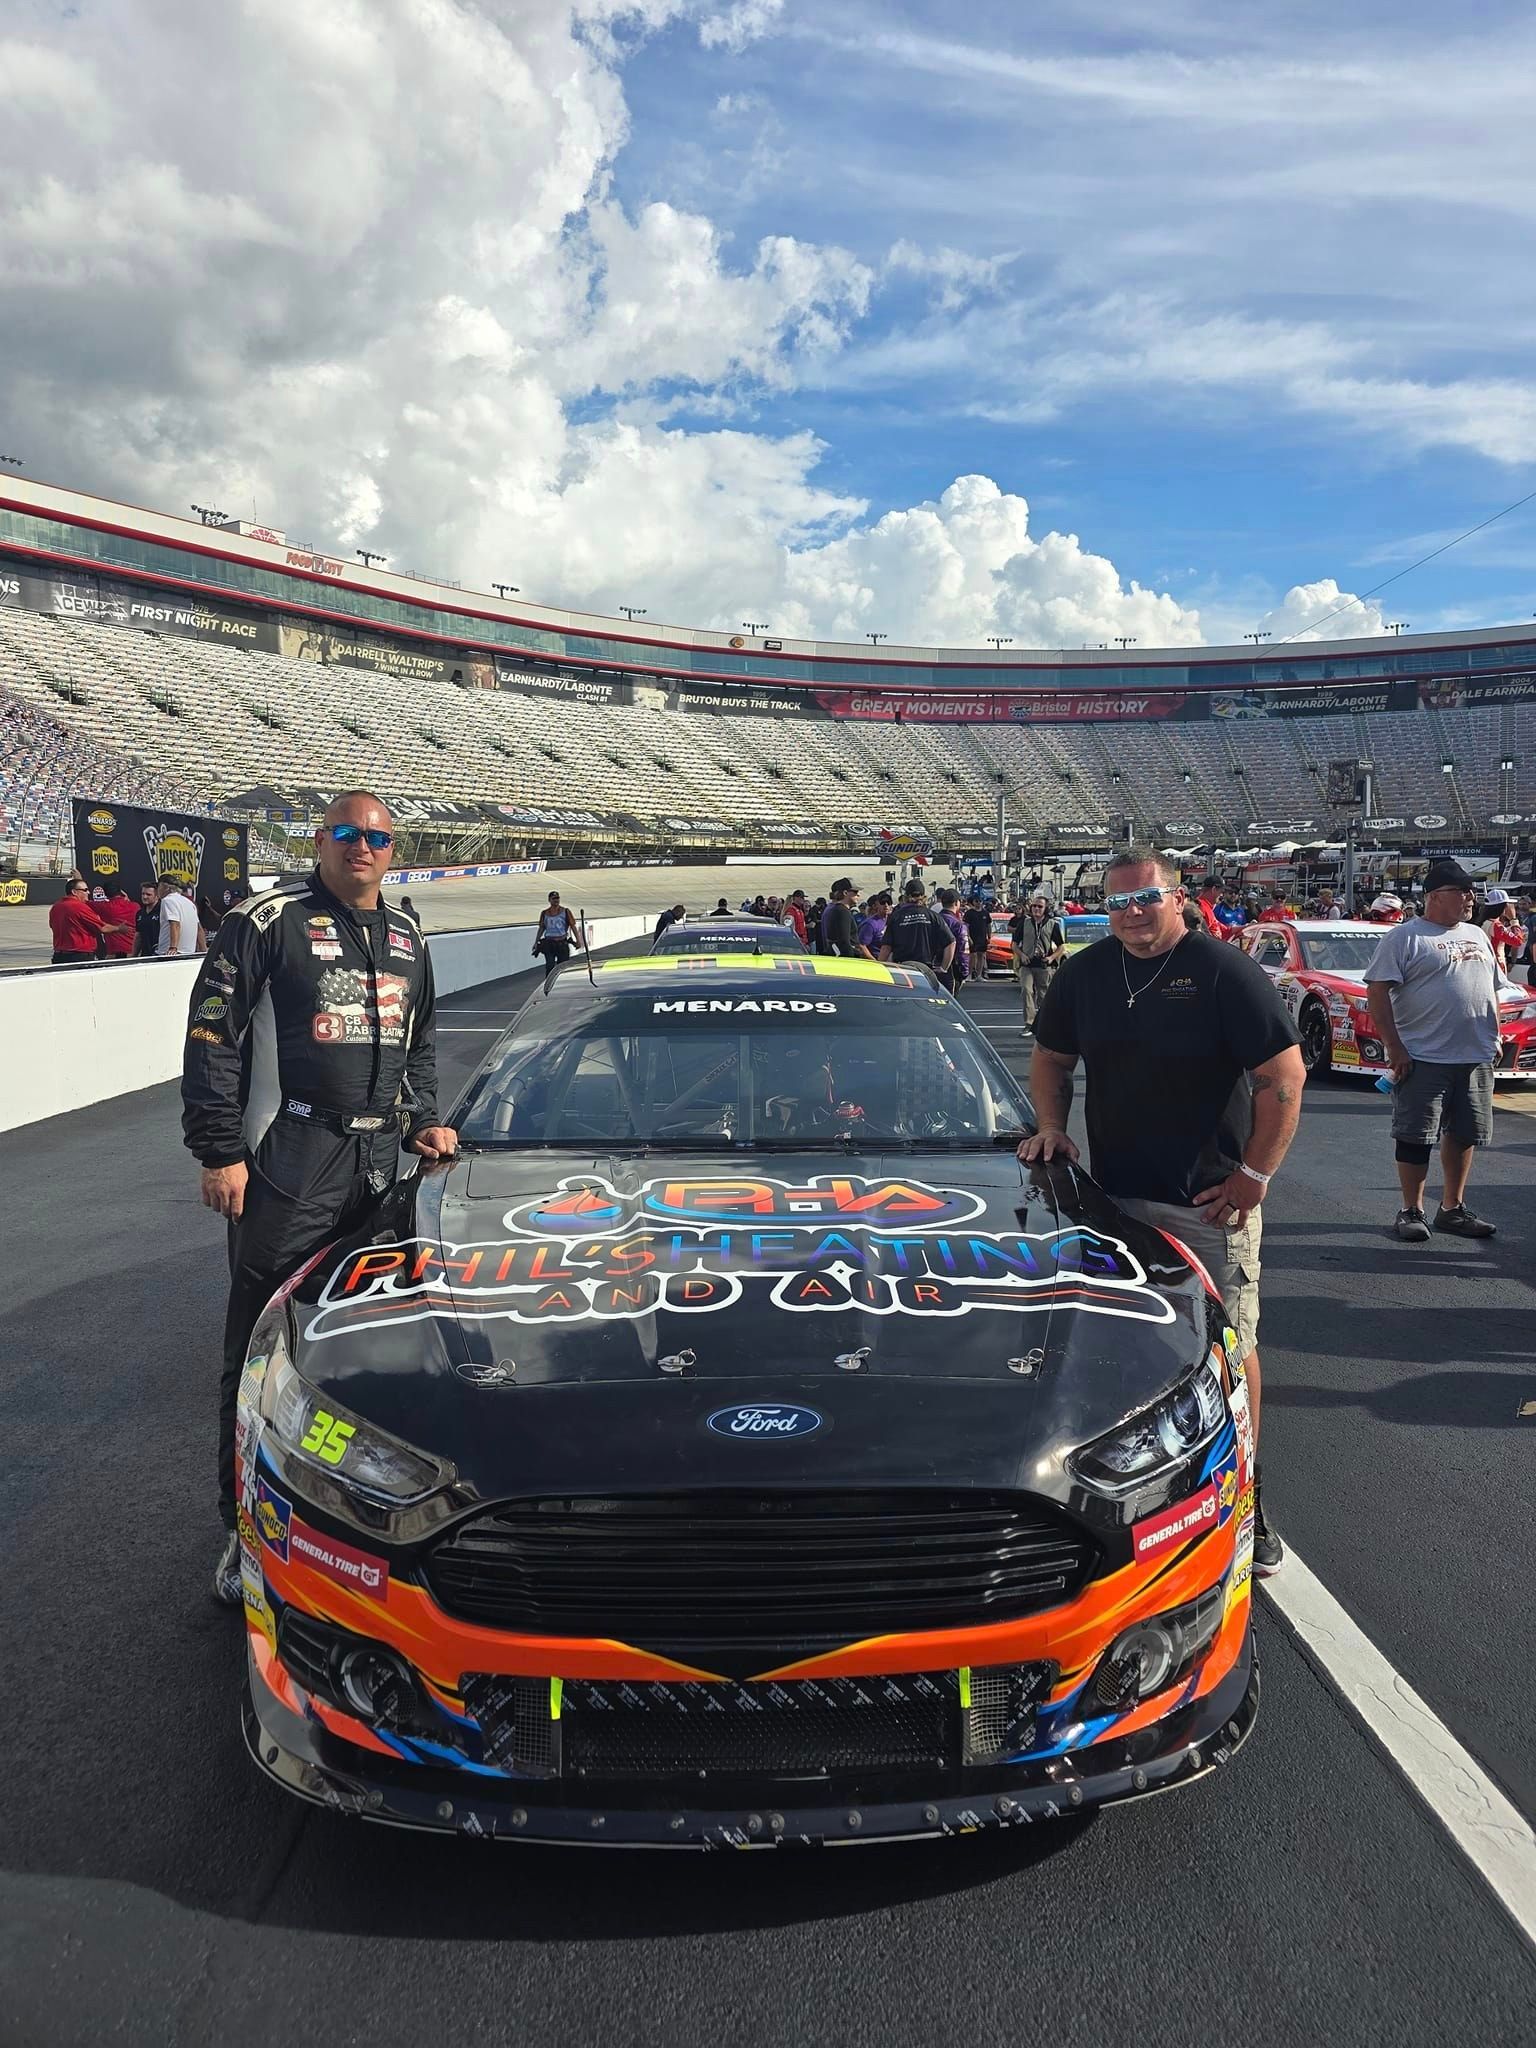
[1113,1195,1263,1361]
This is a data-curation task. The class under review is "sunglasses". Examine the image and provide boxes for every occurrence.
[326,823,393,850]
[1104,886,1176,912]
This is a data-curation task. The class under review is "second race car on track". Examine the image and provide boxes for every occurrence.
[236,954,1259,1844]
[1240,918,1536,1079]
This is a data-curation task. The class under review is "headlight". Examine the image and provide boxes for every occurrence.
[1519,1006,1536,1023]
[260,1353,450,1506]
[1071,1354,1226,1497]
[1087,1584,1226,1709]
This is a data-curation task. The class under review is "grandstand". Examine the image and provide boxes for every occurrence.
[2,474,1534,867]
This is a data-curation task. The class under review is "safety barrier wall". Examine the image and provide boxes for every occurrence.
[0,915,651,1134]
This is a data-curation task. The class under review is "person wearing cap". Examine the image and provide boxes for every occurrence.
[1212,882,1249,939]
[935,887,970,993]
[1481,890,1524,977]
[1012,893,1066,1030]
[821,878,872,959]
[1256,887,1296,925]
[879,878,955,975]
[1365,859,1500,1243]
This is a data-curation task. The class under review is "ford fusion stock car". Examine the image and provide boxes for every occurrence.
[237,954,1259,1845]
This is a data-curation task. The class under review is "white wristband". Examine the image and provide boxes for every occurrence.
[1237,1162,1272,1187]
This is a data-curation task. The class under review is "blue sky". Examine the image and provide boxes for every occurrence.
[4,0,1534,647]
[607,0,1536,637]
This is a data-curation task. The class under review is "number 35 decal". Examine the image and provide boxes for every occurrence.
[301,1410,356,1465]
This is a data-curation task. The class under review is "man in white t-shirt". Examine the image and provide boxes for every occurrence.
[1365,858,1499,1242]
[156,880,200,957]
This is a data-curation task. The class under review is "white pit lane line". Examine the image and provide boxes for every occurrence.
[1264,1551,1536,1951]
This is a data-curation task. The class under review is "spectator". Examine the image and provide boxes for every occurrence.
[880,878,955,976]
[196,892,224,941]
[713,897,731,918]
[156,877,202,957]
[1366,893,1405,926]
[749,895,768,918]
[1308,884,1345,920]
[533,890,583,986]
[821,878,872,959]
[1013,893,1067,1032]
[1365,859,1499,1243]
[133,882,162,957]
[1019,847,1303,1576]
[48,877,128,965]
[935,888,969,993]
[1212,883,1249,939]
[963,896,991,980]
[782,889,809,944]
[1481,891,1524,977]
[103,883,138,957]
[653,901,686,939]
[400,894,419,922]
[1257,888,1296,924]
[1194,878,1224,939]
[858,891,891,953]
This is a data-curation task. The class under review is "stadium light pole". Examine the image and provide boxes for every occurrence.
[1243,631,1271,645]
[357,549,386,569]
[867,633,887,647]
[0,454,22,467]
[1388,621,1410,635]
[493,582,520,598]
[191,503,228,526]
[619,606,647,624]
[986,636,1013,652]
[742,620,769,636]
[1114,636,1137,652]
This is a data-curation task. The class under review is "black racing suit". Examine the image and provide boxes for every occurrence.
[180,872,440,1529]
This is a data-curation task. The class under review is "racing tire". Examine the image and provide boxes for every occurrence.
[1298,1000,1332,1078]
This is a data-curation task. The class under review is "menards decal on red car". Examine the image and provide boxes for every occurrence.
[303,1174,1178,1339]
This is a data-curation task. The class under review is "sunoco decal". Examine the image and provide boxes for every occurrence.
[303,1173,1175,1341]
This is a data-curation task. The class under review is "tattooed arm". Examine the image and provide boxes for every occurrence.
[1191,1043,1306,1221]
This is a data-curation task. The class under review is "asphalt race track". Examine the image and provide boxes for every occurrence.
[2,958,1534,2046]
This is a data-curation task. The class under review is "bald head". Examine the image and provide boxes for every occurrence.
[315,790,394,909]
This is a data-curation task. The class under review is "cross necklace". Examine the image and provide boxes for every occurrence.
[1121,937,1182,1010]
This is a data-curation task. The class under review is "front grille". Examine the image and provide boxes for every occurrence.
[460,1666,1053,1782]
[424,1492,1095,1664]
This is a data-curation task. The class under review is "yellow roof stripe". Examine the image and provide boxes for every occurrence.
[597,953,903,984]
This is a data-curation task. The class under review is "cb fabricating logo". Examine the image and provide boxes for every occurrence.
[86,807,116,834]
[707,1404,823,1439]
[144,821,205,890]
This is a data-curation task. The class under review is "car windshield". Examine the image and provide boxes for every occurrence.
[1302,934,1386,975]
[456,1003,1035,1148]
[653,925,804,955]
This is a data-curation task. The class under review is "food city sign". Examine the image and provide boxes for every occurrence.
[304,1174,1176,1339]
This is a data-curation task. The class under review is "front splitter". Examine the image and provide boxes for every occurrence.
[243,1635,1259,1846]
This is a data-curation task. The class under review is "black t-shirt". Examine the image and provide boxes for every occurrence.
[883,901,950,965]
[824,900,862,956]
[135,903,161,954]
[964,906,990,947]
[1032,931,1299,1205]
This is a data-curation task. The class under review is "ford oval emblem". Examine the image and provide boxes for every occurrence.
[707,1403,823,1440]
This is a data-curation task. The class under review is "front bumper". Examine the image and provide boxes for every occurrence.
[244,1628,1259,1846]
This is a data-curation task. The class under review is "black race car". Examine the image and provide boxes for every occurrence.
[236,953,1258,1845]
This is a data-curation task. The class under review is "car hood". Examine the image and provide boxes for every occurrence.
[285,1150,1214,1501]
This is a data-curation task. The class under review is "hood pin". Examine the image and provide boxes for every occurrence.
[658,1349,696,1377]
[834,1347,872,1373]
[1007,1350,1046,1377]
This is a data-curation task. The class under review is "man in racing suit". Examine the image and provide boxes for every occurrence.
[181,792,458,1604]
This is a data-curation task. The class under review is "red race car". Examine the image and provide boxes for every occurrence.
[1240,919,1536,1080]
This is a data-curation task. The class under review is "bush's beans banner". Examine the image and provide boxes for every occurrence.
[73,800,250,907]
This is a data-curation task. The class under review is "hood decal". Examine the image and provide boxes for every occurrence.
[302,1172,1175,1342]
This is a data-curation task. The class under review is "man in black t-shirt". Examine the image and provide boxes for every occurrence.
[1019,848,1304,1576]
[963,897,991,980]
[822,878,873,959]
[134,881,163,957]
[879,879,955,976]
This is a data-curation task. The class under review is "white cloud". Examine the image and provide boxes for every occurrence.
[1252,580,1388,643]
[0,0,1395,656]
[698,0,784,53]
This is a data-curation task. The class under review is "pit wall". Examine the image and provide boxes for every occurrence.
[0,915,651,1134]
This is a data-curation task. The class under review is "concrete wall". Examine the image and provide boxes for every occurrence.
[0,915,651,1134]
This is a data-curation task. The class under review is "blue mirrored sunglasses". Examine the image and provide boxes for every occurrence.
[326,823,394,850]
[1104,886,1174,912]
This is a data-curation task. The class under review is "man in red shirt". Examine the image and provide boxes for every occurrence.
[1256,888,1296,924]
[1194,878,1224,939]
[48,878,130,963]
[782,889,809,943]
[103,884,138,957]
